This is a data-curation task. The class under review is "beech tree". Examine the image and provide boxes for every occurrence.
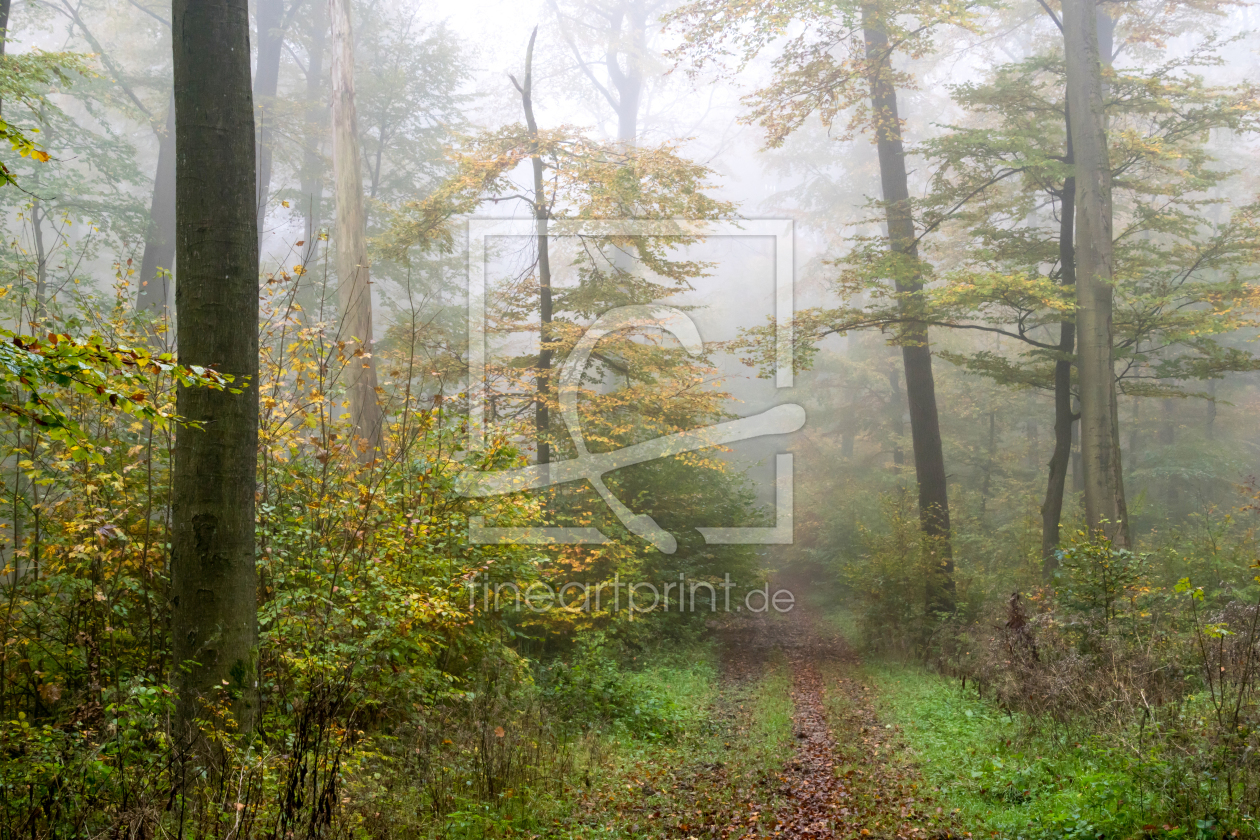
[254,0,294,244]
[734,1,1260,572]
[919,22,1259,566]
[329,0,384,454]
[512,30,556,469]
[1062,0,1128,546]
[30,0,180,318]
[860,2,954,613]
[549,0,658,144]
[667,0,978,612]
[386,28,742,561]
[136,96,175,320]
[170,0,260,742]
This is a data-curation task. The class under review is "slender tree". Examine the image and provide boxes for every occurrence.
[735,3,1257,570]
[329,0,383,454]
[549,0,653,144]
[297,0,327,274]
[667,0,976,611]
[170,0,261,743]
[861,1,954,613]
[1038,5,1078,574]
[51,8,179,317]
[0,0,12,114]
[1063,0,1129,546]
[254,0,288,246]
[136,95,176,320]
[511,29,554,470]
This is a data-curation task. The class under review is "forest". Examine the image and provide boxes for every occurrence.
[0,0,1259,837]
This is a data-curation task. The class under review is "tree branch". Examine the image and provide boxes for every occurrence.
[547,0,621,113]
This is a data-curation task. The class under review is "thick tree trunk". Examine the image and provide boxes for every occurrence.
[329,0,383,455]
[863,2,954,614]
[1063,0,1129,547]
[136,96,177,320]
[254,0,285,249]
[170,0,261,746]
[1042,125,1077,574]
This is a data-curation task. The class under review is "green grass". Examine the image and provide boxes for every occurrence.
[869,663,1160,840]
[423,641,798,839]
[542,648,796,839]
[746,651,796,770]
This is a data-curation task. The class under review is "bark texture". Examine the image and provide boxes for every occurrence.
[1062,0,1129,546]
[329,0,383,454]
[170,0,261,741]
[862,2,954,613]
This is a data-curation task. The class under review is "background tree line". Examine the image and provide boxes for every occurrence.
[0,0,1257,835]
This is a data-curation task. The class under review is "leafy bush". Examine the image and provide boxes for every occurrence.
[538,631,699,740]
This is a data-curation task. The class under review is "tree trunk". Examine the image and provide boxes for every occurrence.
[516,29,553,471]
[1127,396,1140,476]
[254,0,285,251]
[981,410,996,514]
[31,138,48,322]
[329,0,383,455]
[0,0,12,113]
[841,404,856,458]
[170,0,261,748]
[1161,397,1178,510]
[136,95,177,321]
[610,0,646,144]
[887,363,904,468]
[1063,0,1129,547]
[863,2,954,614]
[1041,115,1077,574]
[1206,379,1216,440]
[297,0,327,302]
[1071,399,1084,491]
[1025,419,1038,469]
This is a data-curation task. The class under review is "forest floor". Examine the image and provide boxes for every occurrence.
[708,598,962,840]
[560,577,967,840]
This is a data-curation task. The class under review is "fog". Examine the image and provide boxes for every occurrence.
[3,0,1260,835]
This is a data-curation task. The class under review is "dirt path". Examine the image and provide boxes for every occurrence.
[714,596,957,840]
[561,579,960,839]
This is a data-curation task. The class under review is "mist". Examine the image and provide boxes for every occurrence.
[1,0,1259,836]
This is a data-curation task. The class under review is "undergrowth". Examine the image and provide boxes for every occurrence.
[546,648,795,838]
[871,664,1237,840]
